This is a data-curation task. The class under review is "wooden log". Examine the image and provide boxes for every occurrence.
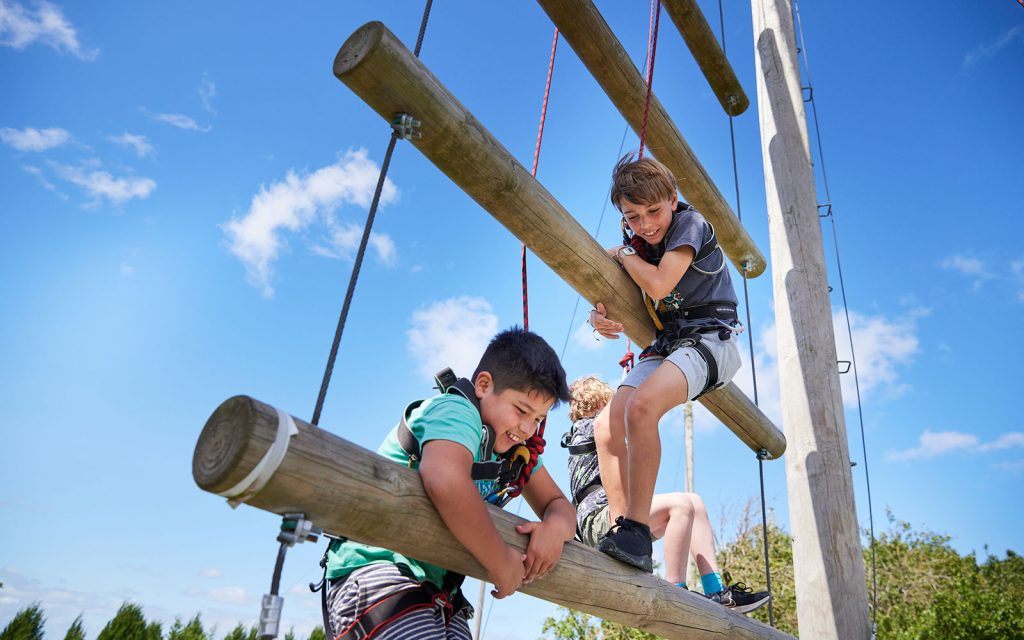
[534,0,766,278]
[750,0,870,637]
[333,21,785,459]
[662,0,749,116]
[193,396,794,640]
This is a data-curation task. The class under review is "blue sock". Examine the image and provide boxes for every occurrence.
[701,572,724,595]
[674,582,688,590]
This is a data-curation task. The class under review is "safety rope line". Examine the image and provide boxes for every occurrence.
[522,28,559,332]
[310,0,434,427]
[638,0,663,159]
[717,0,774,625]
[792,0,878,628]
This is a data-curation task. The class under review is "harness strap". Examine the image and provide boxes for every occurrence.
[637,331,723,400]
[572,480,604,507]
[331,587,438,639]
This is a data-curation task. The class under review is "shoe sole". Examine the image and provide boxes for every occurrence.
[733,595,771,615]
[596,539,654,573]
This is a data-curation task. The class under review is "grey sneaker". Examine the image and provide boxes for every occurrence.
[706,588,735,608]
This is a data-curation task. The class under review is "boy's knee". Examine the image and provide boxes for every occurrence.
[624,394,662,428]
[669,492,695,519]
[685,493,707,517]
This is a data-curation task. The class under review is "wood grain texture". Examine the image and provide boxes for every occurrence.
[751,0,870,637]
[662,0,749,115]
[193,396,794,640]
[333,21,785,459]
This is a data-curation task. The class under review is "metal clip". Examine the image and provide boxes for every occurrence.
[817,203,833,218]
[838,360,852,374]
[391,113,422,140]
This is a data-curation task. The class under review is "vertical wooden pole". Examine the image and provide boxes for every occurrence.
[684,401,697,588]
[749,1,870,638]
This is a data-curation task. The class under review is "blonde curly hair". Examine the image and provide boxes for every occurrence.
[569,375,614,422]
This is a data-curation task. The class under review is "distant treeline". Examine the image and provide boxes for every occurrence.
[0,602,326,640]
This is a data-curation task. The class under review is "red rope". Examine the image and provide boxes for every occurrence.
[638,0,662,159]
[522,28,559,332]
[507,28,560,501]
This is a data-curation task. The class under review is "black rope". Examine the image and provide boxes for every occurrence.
[310,0,434,426]
[719,0,773,625]
[792,0,878,627]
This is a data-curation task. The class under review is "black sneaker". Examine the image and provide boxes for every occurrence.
[706,588,735,607]
[722,581,771,614]
[596,516,654,573]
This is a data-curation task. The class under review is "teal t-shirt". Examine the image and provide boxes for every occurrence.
[325,393,543,588]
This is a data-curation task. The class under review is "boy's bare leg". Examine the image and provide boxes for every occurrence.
[624,362,689,525]
[685,492,721,576]
[649,492,695,584]
[595,387,632,523]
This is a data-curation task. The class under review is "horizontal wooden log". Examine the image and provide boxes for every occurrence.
[193,396,794,640]
[535,0,766,277]
[333,21,784,459]
[663,0,750,116]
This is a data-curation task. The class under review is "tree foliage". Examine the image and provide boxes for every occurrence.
[307,627,326,640]
[63,615,86,640]
[542,507,1024,639]
[166,614,209,640]
[0,603,45,640]
[97,603,148,640]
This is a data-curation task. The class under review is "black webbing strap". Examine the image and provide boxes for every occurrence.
[331,587,437,639]
[690,338,721,399]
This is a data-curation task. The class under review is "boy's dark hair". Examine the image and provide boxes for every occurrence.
[473,327,571,406]
[610,152,678,210]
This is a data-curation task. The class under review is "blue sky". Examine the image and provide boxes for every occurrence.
[1,1,1022,638]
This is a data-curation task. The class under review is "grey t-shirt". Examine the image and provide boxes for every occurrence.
[643,204,738,329]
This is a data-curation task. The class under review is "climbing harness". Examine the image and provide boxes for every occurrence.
[396,368,540,507]
[325,569,473,640]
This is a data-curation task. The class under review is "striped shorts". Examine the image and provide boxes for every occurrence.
[327,564,473,640]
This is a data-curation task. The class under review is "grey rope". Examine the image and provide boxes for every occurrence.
[719,0,774,625]
[311,0,434,426]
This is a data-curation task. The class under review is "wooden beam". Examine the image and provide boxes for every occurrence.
[534,0,766,278]
[333,21,785,459]
[662,0,750,116]
[193,396,794,640]
[750,0,870,637]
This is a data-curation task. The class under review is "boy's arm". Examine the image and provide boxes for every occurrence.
[610,244,696,300]
[519,466,576,583]
[419,439,526,598]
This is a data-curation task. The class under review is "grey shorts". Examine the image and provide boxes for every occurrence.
[621,330,741,400]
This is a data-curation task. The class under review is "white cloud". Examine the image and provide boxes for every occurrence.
[110,132,153,157]
[570,320,605,353]
[55,163,156,205]
[208,587,249,605]
[886,430,1024,462]
[407,296,499,381]
[23,164,64,197]
[0,0,96,59]
[963,25,1024,68]
[739,309,918,420]
[941,255,987,277]
[199,73,217,114]
[834,310,919,403]
[222,148,398,297]
[199,567,222,578]
[0,126,70,151]
[310,219,396,267]
[153,112,211,132]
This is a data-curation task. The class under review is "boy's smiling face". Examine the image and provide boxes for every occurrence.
[620,196,676,246]
[474,371,554,454]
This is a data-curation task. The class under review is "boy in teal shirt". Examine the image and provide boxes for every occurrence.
[324,327,574,639]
